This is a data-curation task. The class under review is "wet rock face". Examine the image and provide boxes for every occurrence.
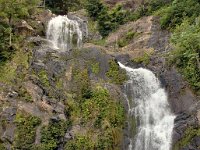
[142,54,197,115]
[67,14,88,41]
[140,41,199,150]
[172,101,200,150]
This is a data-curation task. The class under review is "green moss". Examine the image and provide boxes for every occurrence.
[13,111,41,150]
[91,62,100,74]
[173,126,200,150]
[106,60,127,85]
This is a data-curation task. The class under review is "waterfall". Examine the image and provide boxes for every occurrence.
[46,15,84,50]
[118,62,175,150]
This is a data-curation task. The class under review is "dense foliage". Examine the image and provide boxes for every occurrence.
[106,60,127,85]
[36,120,70,150]
[66,86,125,149]
[157,0,200,29]
[46,0,85,14]
[0,0,40,64]
[13,112,41,149]
[169,20,200,93]
[86,0,129,37]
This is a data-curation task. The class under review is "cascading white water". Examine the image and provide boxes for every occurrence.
[46,15,83,50]
[118,62,175,150]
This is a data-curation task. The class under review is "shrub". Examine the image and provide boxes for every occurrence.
[169,20,200,93]
[72,68,92,100]
[117,31,139,47]
[91,62,100,74]
[173,127,200,150]
[39,120,70,150]
[133,50,154,65]
[64,135,95,150]
[106,60,127,84]
[157,0,200,29]
[86,0,129,37]
[86,0,104,19]
[13,112,41,149]
[66,87,125,150]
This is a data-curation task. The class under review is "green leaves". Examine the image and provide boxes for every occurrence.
[106,60,127,85]
[13,112,41,149]
[86,0,129,37]
[46,0,83,14]
[170,19,200,93]
[158,0,200,29]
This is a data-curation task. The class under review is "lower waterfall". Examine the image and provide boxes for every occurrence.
[118,62,175,150]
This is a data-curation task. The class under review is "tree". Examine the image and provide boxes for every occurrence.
[0,0,40,64]
[46,0,82,14]
[86,0,104,19]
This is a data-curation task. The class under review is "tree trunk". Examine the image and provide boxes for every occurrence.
[8,14,12,46]
[196,56,200,70]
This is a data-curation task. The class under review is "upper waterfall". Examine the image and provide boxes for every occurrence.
[46,15,85,50]
[118,62,175,150]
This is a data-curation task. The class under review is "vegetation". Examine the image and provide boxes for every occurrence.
[106,60,127,85]
[0,143,6,150]
[86,1,129,37]
[65,135,95,150]
[36,120,70,150]
[72,68,92,100]
[2,0,200,149]
[38,70,50,87]
[156,0,200,29]
[0,48,29,84]
[18,86,33,102]
[66,86,125,149]
[0,0,40,64]
[169,20,200,94]
[173,126,200,150]
[13,111,41,149]
[45,0,85,14]
[133,50,154,65]
[117,31,139,47]
[91,62,100,74]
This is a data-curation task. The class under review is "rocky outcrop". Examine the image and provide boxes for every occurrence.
[15,20,34,36]
[106,16,171,60]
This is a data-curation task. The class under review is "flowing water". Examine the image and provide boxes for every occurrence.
[47,15,84,50]
[118,62,175,150]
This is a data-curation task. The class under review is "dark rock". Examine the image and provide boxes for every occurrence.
[192,136,200,147]
[1,107,17,123]
[15,20,34,36]
[7,91,18,99]
[50,116,60,123]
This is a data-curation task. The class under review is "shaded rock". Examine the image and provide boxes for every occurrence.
[15,20,34,36]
